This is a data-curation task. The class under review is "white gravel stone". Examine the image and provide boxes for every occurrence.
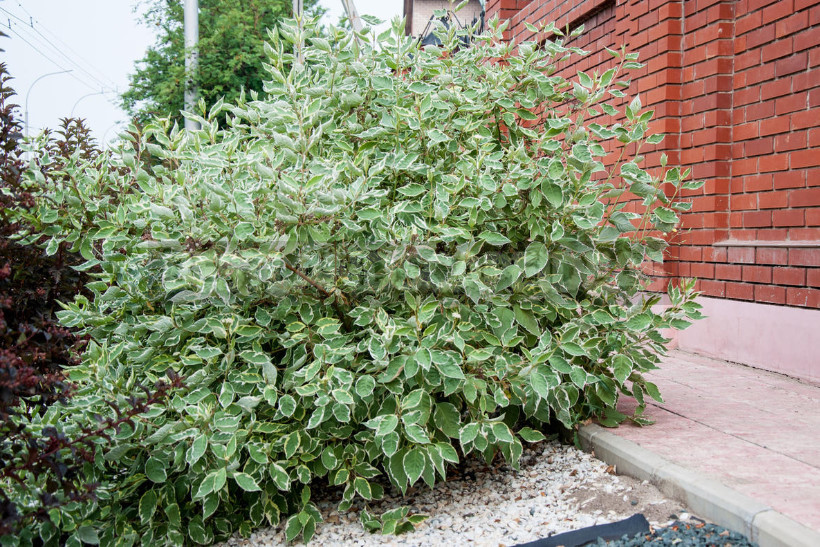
[218,440,690,546]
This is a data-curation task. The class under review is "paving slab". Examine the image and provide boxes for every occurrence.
[591,350,820,537]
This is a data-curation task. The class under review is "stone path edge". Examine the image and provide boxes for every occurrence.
[578,424,820,547]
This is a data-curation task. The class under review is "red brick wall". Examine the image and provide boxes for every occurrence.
[488,0,820,308]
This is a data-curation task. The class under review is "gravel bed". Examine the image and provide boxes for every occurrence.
[221,440,697,546]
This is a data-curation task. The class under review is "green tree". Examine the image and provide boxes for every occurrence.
[122,0,323,123]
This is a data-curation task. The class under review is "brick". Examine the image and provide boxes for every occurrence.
[756,247,789,264]
[734,122,759,141]
[790,248,820,267]
[743,211,772,228]
[746,24,775,49]
[755,285,786,304]
[789,227,820,239]
[716,263,743,280]
[775,131,808,151]
[792,110,820,129]
[759,191,790,209]
[786,287,820,307]
[746,101,775,122]
[760,117,790,136]
[725,281,756,300]
[728,247,756,263]
[807,207,820,225]
[773,209,805,226]
[694,278,725,298]
[773,266,806,285]
[791,149,820,168]
[808,268,820,287]
[756,228,790,240]
[775,11,809,38]
[737,11,763,36]
[791,188,820,206]
[792,70,820,92]
[759,154,790,172]
[809,167,820,186]
[777,52,810,78]
[762,0,794,23]
[745,137,773,156]
[775,93,808,115]
[732,158,757,177]
[774,170,806,189]
[733,193,758,210]
[761,78,793,100]
[703,247,728,262]
[794,26,820,52]
[678,246,703,261]
[691,263,715,278]
[742,265,773,283]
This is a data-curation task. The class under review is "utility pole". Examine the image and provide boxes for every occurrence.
[24,69,72,161]
[184,0,200,130]
[293,0,304,64]
[341,0,364,34]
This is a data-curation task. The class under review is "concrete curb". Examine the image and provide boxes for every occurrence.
[578,424,820,547]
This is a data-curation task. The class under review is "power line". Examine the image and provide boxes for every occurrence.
[13,1,119,90]
[4,25,98,92]
[0,6,115,92]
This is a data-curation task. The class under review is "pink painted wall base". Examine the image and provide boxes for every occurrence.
[668,296,820,384]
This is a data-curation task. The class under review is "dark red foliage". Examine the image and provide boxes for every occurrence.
[0,62,182,537]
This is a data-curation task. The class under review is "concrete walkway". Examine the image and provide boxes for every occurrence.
[587,350,820,543]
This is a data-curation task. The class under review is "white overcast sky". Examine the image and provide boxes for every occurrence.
[0,0,401,147]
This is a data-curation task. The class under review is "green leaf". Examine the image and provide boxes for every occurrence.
[185,434,208,465]
[653,206,678,224]
[285,515,302,543]
[514,305,540,336]
[479,231,511,246]
[269,463,291,491]
[165,502,181,528]
[332,389,355,405]
[613,355,633,384]
[76,526,99,545]
[279,395,297,417]
[188,517,209,545]
[459,423,479,445]
[233,472,262,492]
[145,457,167,483]
[518,427,547,442]
[497,264,522,291]
[643,380,664,403]
[492,422,514,443]
[625,314,652,331]
[355,375,376,397]
[433,403,461,437]
[543,183,563,208]
[284,432,301,459]
[403,448,425,485]
[524,241,549,277]
[427,129,449,144]
[435,360,465,380]
[530,371,550,399]
[139,489,158,523]
[234,222,254,240]
[354,477,372,499]
[212,467,227,492]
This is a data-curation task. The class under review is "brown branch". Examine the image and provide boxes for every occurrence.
[283,261,353,332]
[284,261,333,299]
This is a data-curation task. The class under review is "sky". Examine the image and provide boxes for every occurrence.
[0,0,402,148]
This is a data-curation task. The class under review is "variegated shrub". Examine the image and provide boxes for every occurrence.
[12,14,702,547]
